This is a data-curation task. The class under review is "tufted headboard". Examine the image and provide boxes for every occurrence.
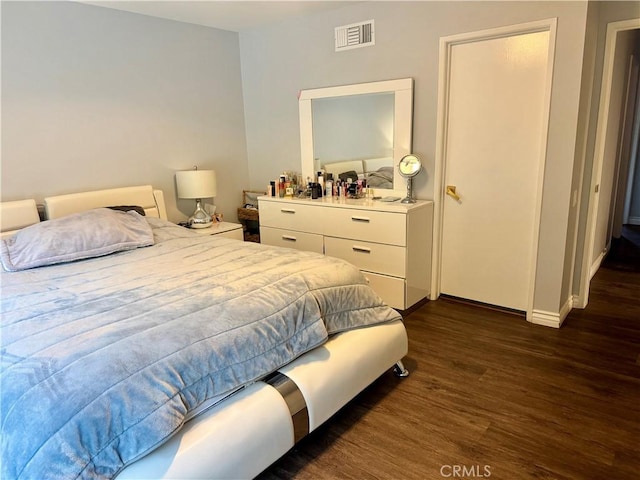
[44,185,167,220]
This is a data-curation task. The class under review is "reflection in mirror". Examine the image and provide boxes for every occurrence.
[312,93,395,189]
[299,78,413,195]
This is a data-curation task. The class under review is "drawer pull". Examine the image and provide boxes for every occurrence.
[282,235,297,242]
[281,209,296,214]
[352,246,371,254]
[351,216,370,223]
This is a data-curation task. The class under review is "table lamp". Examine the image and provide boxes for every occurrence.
[176,167,217,228]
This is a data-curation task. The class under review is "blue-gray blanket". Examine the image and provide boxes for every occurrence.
[1,218,400,479]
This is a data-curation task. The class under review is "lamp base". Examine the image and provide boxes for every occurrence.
[188,199,214,228]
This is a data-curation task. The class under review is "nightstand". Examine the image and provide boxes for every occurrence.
[188,221,244,240]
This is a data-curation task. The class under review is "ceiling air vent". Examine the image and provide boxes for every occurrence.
[335,20,375,52]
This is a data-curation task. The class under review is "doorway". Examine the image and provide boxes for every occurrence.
[611,51,640,272]
[579,19,640,307]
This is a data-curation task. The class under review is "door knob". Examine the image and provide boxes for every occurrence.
[446,185,461,201]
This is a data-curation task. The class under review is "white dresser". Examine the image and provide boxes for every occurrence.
[258,196,433,310]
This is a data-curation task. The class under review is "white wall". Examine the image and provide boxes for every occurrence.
[1,1,249,223]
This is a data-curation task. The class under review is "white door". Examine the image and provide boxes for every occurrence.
[440,30,552,311]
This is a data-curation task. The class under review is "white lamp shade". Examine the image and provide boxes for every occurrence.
[176,170,217,199]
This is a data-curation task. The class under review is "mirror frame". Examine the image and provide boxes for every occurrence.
[299,78,413,196]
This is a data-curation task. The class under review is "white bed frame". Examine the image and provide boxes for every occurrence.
[0,199,40,239]
[44,185,167,221]
[3,186,409,479]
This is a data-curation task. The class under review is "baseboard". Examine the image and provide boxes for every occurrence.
[572,293,587,309]
[628,216,640,226]
[529,296,573,328]
[559,296,573,324]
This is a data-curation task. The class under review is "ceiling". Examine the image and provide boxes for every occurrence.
[80,1,358,32]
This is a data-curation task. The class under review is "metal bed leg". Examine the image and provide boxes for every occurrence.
[393,360,409,377]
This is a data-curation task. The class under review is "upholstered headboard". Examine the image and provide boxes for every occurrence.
[0,199,41,239]
[322,160,365,179]
[363,157,393,173]
[322,157,393,180]
[44,185,167,220]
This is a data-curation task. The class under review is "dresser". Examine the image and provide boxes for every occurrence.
[258,196,433,310]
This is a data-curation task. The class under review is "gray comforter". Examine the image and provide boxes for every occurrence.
[0,217,400,480]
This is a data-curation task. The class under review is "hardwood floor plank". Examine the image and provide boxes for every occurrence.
[258,260,640,480]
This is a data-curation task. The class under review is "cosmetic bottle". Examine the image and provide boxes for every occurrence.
[316,171,324,198]
[325,174,333,198]
[325,179,333,197]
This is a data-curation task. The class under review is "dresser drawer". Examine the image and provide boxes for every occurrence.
[323,208,406,246]
[259,201,323,234]
[324,237,405,277]
[260,227,324,254]
[361,271,406,310]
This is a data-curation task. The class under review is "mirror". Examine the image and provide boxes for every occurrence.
[399,154,422,177]
[299,78,413,195]
[398,154,422,203]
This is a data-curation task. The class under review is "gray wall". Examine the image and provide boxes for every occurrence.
[240,1,590,316]
[1,1,249,223]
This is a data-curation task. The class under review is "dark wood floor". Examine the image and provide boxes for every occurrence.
[259,232,640,479]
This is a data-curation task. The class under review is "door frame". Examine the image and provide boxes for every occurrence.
[432,18,557,322]
[577,18,640,309]
[613,54,639,237]
[622,62,640,226]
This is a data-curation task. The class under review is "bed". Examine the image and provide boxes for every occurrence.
[0,185,409,480]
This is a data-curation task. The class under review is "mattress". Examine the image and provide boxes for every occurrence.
[0,216,401,480]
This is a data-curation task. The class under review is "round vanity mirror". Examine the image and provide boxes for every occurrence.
[399,154,421,177]
[398,154,422,203]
